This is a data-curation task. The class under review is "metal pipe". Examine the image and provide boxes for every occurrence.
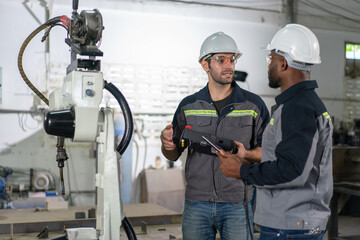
[285,0,296,24]
[0,109,45,114]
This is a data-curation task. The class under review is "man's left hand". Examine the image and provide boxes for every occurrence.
[217,149,242,179]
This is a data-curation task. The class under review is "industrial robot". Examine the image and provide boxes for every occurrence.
[18,0,137,239]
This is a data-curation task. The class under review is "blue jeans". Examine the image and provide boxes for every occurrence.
[182,198,253,240]
[259,226,325,240]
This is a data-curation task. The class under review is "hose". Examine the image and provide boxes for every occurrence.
[103,81,134,155]
[19,16,136,239]
[17,16,63,106]
[17,16,72,199]
[104,80,137,240]
[122,216,137,240]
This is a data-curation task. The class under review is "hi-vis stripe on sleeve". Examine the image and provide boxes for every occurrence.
[323,112,331,120]
[228,110,258,119]
[184,110,217,116]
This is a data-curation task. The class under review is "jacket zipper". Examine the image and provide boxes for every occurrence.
[211,102,235,200]
[209,102,218,200]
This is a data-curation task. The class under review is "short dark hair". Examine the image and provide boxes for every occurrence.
[205,54,214,65]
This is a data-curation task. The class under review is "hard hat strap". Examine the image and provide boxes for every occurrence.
[275,50,313,72]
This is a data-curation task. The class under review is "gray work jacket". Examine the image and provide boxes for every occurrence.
[172,82,269,202]
[241,80,333,230]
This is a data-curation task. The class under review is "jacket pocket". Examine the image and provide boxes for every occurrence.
[225,116,254,146]
[269,188,291,214]
[257,188,272,211]
[185,114,212,130]
[228,115,253,128]
[196,115,212,126]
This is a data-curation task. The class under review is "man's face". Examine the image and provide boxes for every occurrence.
[266,53,284,89]
[207,53,236,85]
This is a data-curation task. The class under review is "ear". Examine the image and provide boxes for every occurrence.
[201,60,210,72]
[280,59,288,71]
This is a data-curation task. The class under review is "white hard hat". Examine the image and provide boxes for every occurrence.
[267,24,321,70]
[199,32,242,63]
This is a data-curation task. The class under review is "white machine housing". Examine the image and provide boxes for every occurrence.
[49,70,104,142]
[48,70,124,240]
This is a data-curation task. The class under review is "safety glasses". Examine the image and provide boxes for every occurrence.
[266,54,284,64]
[211,55,237,65]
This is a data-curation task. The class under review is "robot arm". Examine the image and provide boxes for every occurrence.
[18,1,136,239]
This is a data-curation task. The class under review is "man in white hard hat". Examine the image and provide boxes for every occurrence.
[218,24,333,240]
[160,32,269,240]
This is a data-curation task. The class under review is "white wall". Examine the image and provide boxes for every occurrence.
[0,0,358,205]
[48,0,281,104]
[0,1,48,153]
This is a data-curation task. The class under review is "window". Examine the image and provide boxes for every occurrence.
[344,43,360,120]
[346,43,360,60]
[345,42,360,77]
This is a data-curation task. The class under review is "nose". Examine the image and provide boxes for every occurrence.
[223,59,235,66]
[224,59,232,64]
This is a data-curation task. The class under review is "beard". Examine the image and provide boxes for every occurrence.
[209,66,234,85]
[268,64,280,89]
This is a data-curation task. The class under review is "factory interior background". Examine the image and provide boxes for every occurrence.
[1,0,360,239]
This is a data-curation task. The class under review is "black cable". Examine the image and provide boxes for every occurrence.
[104,80,137,239]
[122,217,137,240]
[103,81,134,155]
[244,183,254,240]
[64,139,73,205]
[53,23,70,34]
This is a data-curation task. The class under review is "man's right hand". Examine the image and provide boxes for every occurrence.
[160,124,177,151]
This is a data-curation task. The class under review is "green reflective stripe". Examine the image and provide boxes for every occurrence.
[323,112,331,120]
[228,110,258,118]
[270,118,274,125]
[184,110,217,116]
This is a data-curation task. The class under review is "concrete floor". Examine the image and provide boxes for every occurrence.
[0,201,359,240]
[0,215,359,239]
[129,215,360,240]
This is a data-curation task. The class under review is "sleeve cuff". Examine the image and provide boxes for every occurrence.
[240,164,250,182]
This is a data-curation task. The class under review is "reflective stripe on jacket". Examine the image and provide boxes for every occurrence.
[172,82,269,202]
[241,80,333,230]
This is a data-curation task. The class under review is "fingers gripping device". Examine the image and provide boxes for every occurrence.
[179,128,238,154]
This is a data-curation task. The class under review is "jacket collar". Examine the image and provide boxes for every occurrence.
[198,81,246,104]
[275,80,318,105]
